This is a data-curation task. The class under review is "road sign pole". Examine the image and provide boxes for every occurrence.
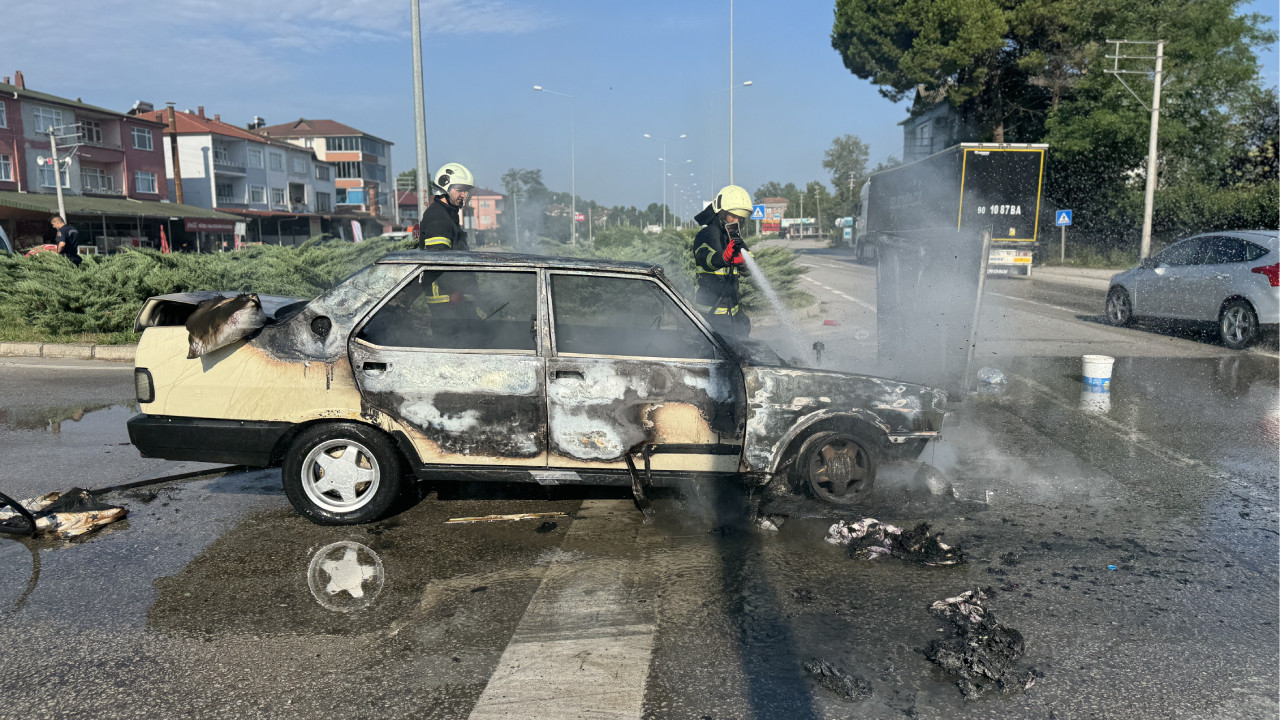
[1060,226,1065,263]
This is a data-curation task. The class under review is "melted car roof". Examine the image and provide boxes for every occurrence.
[377,250,663,274]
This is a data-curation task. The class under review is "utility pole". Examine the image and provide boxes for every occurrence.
[799,194,804,240]
[816,191,822,239]
[47,129,66,221]
[411,0,430,222]
[166,104,184,205]
[729,0,735,184]
[1105,39,1165,259]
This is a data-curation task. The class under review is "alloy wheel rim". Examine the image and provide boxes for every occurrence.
[301,439,381,513]
[808,438,871,500]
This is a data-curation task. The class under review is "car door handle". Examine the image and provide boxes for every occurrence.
[554,369,584,380]
[363,362,389,373]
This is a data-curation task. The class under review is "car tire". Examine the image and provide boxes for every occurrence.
[282,423,404,525]
[1105,286,1133,327]
[796,430,878,505]
[1219,299,1259,350]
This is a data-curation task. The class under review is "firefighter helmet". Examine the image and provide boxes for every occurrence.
[713,185,752,219]
[433,163,474,192]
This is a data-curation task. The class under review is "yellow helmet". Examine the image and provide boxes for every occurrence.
[713,185,752,219]
[433,162,474,192]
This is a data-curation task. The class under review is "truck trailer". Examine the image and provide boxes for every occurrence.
[855,143,1048,277]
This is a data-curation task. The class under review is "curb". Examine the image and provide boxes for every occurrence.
[0,342,136,363]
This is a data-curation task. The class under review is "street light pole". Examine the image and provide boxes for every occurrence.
[643,133,685,229]
[533,85,576,246]
[729,0,734,184]
[708,81,752,189]
[410,0,430,221]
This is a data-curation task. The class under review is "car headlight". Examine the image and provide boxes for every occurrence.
[134,368,155,404]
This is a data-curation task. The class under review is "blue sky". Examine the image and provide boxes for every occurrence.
[8,0,1278,210]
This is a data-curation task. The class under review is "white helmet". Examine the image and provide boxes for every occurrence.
[713,184,752,219]
[434,162,474,192]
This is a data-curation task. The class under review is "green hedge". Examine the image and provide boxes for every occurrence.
[0,231,809,344]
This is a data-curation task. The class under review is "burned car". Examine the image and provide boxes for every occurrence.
[127,252,946,525]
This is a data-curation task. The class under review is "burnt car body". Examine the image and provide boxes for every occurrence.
[128,252,946,524]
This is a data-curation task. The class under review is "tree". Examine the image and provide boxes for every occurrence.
[823,134,870,220]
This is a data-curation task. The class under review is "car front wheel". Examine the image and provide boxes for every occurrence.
[1105,286,1133,327]
[797,430,878,505]
[282,423,404,525]
[1219,300,1259,350]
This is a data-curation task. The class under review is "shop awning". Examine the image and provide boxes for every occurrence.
[0,192,242,221]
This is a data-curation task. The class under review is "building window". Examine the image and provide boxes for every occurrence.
[316,192,331,212]
[290,156,307,174]
[326,136,360,152]
[271,188,286,206]
[213,145,231,165]
[38,164,70,188]
[303,138,314,148]
[335,188,347,204]
[34,106,64,134]
[81,167,115,193]
[135,171,158,194]
[364,163,387,183]
[78,120,103,145]
[0,102,6,128]
[335,161,362,179]
[0,154,11,181]
[216,182,234,203]
[315,164,330,181]
[131,127,154,151]
[269,152,284,171]
[248,147,264,168]
[250,185,265,204]
[361,138,385,156]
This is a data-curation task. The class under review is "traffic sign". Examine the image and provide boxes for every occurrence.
[750,204,765,220]
[1055,210,1073,226]
[574,212,585,222]
[772,213,780,220]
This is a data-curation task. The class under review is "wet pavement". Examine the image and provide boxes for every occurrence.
[0,350,1275,718]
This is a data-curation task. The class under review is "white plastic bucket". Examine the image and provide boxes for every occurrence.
[1082,354,1114,392]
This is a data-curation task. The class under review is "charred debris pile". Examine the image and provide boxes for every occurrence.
[825,518,966,566]
[926,588,1039,699]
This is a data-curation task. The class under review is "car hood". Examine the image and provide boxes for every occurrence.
[740,362,947,473]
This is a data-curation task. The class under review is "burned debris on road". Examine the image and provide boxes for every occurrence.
[825,517,966,566]
[925,587,1038,699]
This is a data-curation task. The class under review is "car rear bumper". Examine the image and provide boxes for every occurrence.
[127,414,294,466]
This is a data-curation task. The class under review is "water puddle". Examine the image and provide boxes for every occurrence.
[0,402,137,434]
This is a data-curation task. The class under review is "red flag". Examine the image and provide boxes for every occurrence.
[160,226,170,255]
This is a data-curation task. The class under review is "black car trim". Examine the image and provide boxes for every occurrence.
[127,414,294,467]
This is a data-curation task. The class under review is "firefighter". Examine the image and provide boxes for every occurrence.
[419,162,474,252]
[691,184,753,336]
[417,162,477,307]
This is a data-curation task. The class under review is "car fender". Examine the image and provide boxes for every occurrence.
[760,408,893,476]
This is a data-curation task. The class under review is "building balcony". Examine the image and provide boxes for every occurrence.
[80,173,121,196]
[214,161,246,175]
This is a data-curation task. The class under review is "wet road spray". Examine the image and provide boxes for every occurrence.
[741,251,811,362]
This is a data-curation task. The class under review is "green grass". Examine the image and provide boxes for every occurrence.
[1037,247,1138,269]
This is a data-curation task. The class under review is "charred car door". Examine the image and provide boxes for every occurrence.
[350,268,547,467]
[544,271,744,474]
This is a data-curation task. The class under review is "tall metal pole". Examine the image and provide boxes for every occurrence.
[1139,41,1164,260]
[411,0,430,221]
[570,95,576,247]
[166,105,184,205]
[47,130,66,221]
[662,143,667,229]
[729,0,734,185]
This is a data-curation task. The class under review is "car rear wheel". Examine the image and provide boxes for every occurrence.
[282,423,404,525]
[797,430,878,505]
[1219,300,1259,350]
[1105,286,1133,327]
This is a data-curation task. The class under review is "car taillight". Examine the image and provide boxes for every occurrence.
[134,368,154,404]
[1251,263,1280,287]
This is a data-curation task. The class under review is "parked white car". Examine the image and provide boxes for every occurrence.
[1105,231,1279,349]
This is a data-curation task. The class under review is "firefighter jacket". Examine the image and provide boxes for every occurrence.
[691,212,748,317]
[419,196,470,252]
[418,196,473,303]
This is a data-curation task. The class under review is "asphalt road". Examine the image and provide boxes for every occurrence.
[0,255,1276,719]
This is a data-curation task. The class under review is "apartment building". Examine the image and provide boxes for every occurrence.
[254,119,392,221]
[0,71,237,253]
[137,107,337,244]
